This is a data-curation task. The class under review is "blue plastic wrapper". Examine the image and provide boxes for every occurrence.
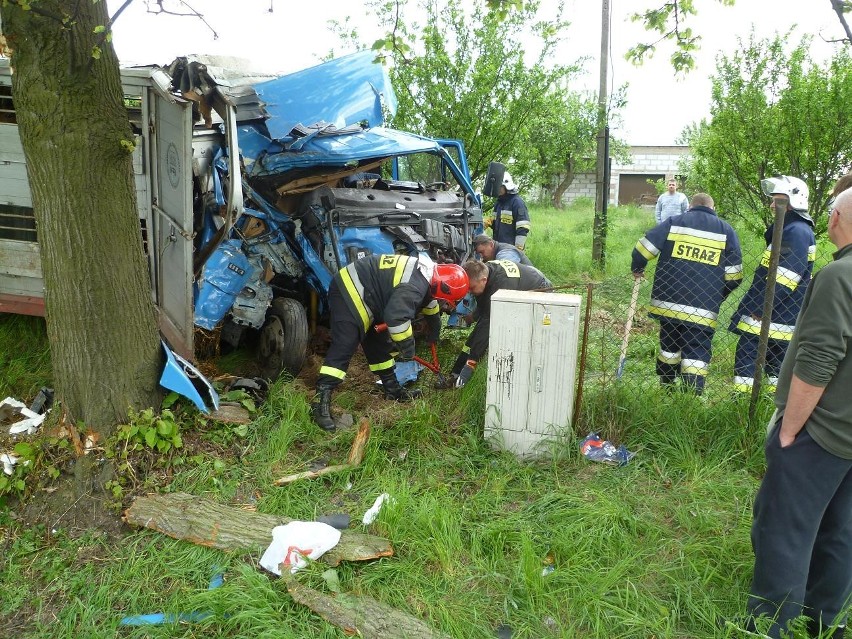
[580,432,635,466]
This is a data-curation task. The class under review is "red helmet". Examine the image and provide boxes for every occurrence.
[430,263,469,302]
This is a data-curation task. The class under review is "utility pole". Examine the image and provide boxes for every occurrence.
[592,0,610,267]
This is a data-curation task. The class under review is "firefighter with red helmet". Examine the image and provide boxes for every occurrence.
[311,254,469,431]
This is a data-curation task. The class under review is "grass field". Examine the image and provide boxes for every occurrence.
[0,202,834,638]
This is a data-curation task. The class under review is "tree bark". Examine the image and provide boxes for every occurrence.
[3,2,162,435]
[551,157,577,209]
[286,579,452,639]
[123,492,395,565]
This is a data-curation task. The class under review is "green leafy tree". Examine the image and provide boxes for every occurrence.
[1,0,162,439]
[630,1,852,73]
[683,32,852,234]
[370,0,587,186]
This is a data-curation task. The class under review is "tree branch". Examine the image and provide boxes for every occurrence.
[831,0,852,44]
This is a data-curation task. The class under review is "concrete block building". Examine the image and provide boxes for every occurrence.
[558,145,691,206]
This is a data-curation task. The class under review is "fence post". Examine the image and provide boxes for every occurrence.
[572,282,594,432]
[748,204,787,421]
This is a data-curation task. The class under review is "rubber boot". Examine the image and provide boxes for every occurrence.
[311,385,336,432]
[379,372,422,402]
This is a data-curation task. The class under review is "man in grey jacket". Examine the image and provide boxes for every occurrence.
[746,187,852,639]
[655,179,688,224]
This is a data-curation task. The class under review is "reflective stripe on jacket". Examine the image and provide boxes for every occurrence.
[632,205,743,328]
[729,214,815,337]
[335,254,438,350]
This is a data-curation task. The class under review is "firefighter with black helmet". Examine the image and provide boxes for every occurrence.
[311,254,469,431]
[730,175,816,393]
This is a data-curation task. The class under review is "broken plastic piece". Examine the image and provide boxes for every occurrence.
[259,521,342,576]
[317,513,351,530]
[29,387,54,414]
[362,493,395,525]
[119,569,224,626]
[159,341,220,413]
[580,432,635,466]
[1,453,18,476]
[0,397,46,435]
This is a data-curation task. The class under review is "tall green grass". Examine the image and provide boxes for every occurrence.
[2,203,834,638]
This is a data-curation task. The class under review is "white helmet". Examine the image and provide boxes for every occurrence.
[761,175,808,211]
[502,171,518,193]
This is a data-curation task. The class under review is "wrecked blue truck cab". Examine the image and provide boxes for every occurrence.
[0,51,481,383]
[189,51,483,379]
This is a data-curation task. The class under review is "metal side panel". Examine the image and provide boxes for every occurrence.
[150,93,194,355]
[0,239,44,312]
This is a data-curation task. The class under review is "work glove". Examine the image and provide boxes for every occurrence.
[455,360,477,388]
[397,339,416,362]
[483,217,494,229]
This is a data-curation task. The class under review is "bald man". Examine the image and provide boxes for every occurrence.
[746,187,852,639]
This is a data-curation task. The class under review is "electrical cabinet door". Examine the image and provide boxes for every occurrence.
[484,290,581,458]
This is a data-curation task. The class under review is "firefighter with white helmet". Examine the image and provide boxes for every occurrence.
[311,255,469,431]
[729,175,816,393]
[488,170,531,251]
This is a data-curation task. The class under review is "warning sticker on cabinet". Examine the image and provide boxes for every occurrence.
[542,313,551,326]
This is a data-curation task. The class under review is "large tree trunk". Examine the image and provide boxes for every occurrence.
[3,2,162,435]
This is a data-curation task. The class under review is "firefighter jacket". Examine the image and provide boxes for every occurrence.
[464,260,552,361]
[729,212,815,341]
[631,205,743,329]
[335,254,441,355]
[493,193,531,248]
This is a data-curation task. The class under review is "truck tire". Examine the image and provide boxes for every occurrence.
[259,297,309,380]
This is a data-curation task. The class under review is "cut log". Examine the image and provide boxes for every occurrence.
[286,578,452,639]
[205,403,252,425]
[123,492,393,566]
[274,417,371,486]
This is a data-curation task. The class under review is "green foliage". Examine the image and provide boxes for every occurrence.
[682,32,852,235]
[115,408,183,454]
[371,0,601,190]
[627,0,737,73]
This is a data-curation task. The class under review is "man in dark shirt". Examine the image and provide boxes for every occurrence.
[746,187,852,639]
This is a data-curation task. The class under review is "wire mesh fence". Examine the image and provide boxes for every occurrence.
[570,218,830,420]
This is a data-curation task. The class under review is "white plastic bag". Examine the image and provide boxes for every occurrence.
[259,521,341,576]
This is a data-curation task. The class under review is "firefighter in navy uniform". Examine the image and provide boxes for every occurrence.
[444,259,552,388]
[311,254,469,432]
[490,172,531,251]
[730,175,816,394]
[632,193,743,394]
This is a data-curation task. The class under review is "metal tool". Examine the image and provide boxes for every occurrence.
[374,323,448,386]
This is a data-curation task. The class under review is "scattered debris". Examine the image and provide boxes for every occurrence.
[579,433,635,466]
[1,453,18,475]
[227,377,269,403]
[362,493,395,525]
[119,569,224,626]
[206,403,252,425]
[123,492,393,565]
[274,417,370,486]
[317,513,351,530]
[159,340,220,413]
[28,387,54,414]
[286,577,452,639]
[0,396,47,435]
[259,521,342,575]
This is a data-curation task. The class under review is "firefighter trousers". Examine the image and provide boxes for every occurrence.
[657,319,714,394]
[316,281,396,389]
[734,333,790,391]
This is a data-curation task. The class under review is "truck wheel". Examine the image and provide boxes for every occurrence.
[259,297,309,380]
